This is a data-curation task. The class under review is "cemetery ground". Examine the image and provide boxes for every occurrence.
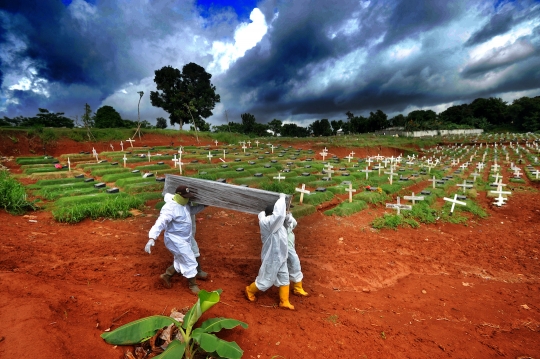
[1,132,540,358]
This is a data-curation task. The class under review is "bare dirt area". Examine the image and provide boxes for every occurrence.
[1,135,540,359]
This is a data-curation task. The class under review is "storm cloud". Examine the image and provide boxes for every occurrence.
[1,0,540,127]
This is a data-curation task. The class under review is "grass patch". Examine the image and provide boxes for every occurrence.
[372,213,419,230]
[290,203,316,218]
[0,170,38,214]
[123,181,164,194]
[299,190,334,206]
[353,190,389,205]
[324,200,368,216]
[260,181,297,194]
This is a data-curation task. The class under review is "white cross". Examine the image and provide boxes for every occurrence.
[273,173,285,182]
[366,157,373,166]
[295,184,310,204]
[492,173,502,183]
[242,144,247,153]
[385,197,412,215]
[491,163,500,172]
[345,183,356,203]
[126,138,135,148]
[207,151,213,163]
[110,143,114,151]
[255,140,260,147]
[471,172,481,182]
[172,154,178,168]
[403,192,424,205]
[178,160,183,175]
[382,158,389,168]
[324,163,335,178]
[532,169,540,179]
[350,150,355,156]
[456,180,473,193]
[67,157,71,172]
[384,166,397,185]
[120,141,124,151]
[214,140,219,146]
[247,140,251,147]
[223,149,226,159]
[123,154,128,168]
[443,194,467,214]
[270,144,275,153]
[148,151,151,162]
[428,176,437,189]
[513,168,522,177]
[320,151,328,161]
[361,166,373,180]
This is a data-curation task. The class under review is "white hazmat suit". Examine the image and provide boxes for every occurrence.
[255,194,289,291]
[148,193,206,279]
[284,213,303,283]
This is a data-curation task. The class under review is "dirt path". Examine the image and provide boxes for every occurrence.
[0,135,539,358]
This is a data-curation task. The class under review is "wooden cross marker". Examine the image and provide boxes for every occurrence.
[273,173,285,182]
[361,166,373,180]
[492,172,502,183]
[403,192,424,205]
[120,141,124,151]
[385,197,412,215]
[456,180,473,193]
[491,163,500,172]
[123,154,128,168]
[459,163,468,170]
[384,166,398,185]
[242,144,247,153]
[223,149,226,159]
[345,153,354,163]
[148,151,151,162]
[67,157,71,172]
[426,163,435,173]
[110,143,114,151]
[513,168,522,177]
[350,150,355,157]
[366,157,373,166]
[247,140,251,147]
[324,163,335,178]
[443,194,467,214]
[255,140,260,147]
[295,183,310,204]
[207,151,213,163]
[172,154,178,167]
[178,160,183,175]
[428,175,437,189]
[320,151,328,161]
[214,140,219,146]
[471,172,481,182]
[532,169,540,179]
[382,158,389,168]
[126,138,135,148]
[345,183,356,203]
[270,144,275,153]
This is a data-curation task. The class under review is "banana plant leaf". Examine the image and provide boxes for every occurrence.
[182,289,222,330]
[196,317,248,334]
[101,315,180,345]
[190,332,244,359]
[153,340,186,359]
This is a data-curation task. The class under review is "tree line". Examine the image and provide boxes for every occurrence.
[2,60,539,135]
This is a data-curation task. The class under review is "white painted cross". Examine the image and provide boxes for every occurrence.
[456,180,473,193]
[207,151,213,163]
[320,151,328,161]
[126,138,135,148]
[384,166,398,185]
[324,163,335,178]
[532,169,540,179]
[295,184,310,204]
[110,143,114,151]
[382,158,389,168]
[178,147,183,158]
[123,154,128,168]
[491,163,500,172]
[247,140,251,147]
[385,197,412,215]
[214,140,219,146]
[178,160,184,175]
[361,166,373,180]
[270,144,275,153]
[273,173,285,182]
[120,141,124,152]
[148,151,151,162]
[403,192,424,205]
[242,143,247,153]
[366,157,373,166]
[476,162,485,171]
[223,149,226,159]
[345,183,356,203]
[172,154,178,168]
[428,175,437,189]
[443,194,467,214]
[255,140,260,147]
[471,172,481,182]
[345,153,354,163]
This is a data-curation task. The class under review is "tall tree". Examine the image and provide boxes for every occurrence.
[94,105,124,128]
[240,113,256,134]
[20,109,74,128]
[268,119,282,136]
[82,103,94,128]
[330,119,343,134]
[150,63,220,130]
[156,117,167,129]
[469,97,507,126]
[310,119,332,136]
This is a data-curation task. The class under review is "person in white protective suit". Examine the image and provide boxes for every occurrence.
[190,208,209,280]
[145,185,207,294]
[245,193,295,310]
[284,211,309,296]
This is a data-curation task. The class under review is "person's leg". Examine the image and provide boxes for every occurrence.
[276,261,294,310]
[287,247,308,296]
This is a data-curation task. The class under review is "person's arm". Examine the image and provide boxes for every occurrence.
[145,205,174,253]
[259,194,287,234]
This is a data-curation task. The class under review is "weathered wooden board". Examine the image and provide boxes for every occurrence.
[163,174,291,214]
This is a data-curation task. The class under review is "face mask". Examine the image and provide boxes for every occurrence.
[173,194,189,206]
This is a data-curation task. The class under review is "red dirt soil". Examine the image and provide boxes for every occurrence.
[1,134,539,359]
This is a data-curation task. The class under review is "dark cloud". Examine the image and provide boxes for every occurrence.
[465,12,514,46]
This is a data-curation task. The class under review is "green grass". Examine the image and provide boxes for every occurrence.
[123,181,164,194]
[52,193,144,223]
[299,190,334,206]
[290,203,316,218]
[324,200,368,216]
[372,213,419,230]
[0,170,38,214]
[353,190,389,205]
[31,178,86,187]
[259,181,297,194]
[24,166,67,174]
[16,157,57,165]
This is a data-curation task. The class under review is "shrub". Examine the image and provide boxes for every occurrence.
[0,170,38,214]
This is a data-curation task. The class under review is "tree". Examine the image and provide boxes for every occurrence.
[389,114,405,127]
[150,63,220,130]
[281,123,310,137]
[156,117,167,129]
[469,97,507,126]
[507,96,540,132]
[310,119,332,136]
[94,105,124,128]
[368,110,388,131]
[240,113,256,134]
[268,119,282,136]
[20,109,74,128]
[82,103,94,128]
[330,119,343,135]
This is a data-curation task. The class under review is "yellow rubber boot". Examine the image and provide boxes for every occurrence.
[279,285,295,310]
[245,282,259,302]
[292,281,309,297]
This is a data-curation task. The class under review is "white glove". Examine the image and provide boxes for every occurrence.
[145,238,155,254]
